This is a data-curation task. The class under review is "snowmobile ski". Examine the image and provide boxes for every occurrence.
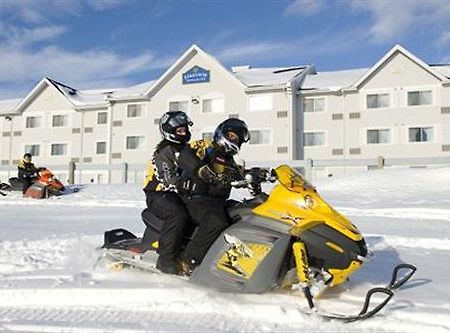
[305,263,417,322]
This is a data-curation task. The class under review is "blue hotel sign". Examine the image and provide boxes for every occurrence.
[182,66,210,84]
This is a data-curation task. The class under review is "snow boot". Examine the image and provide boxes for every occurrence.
[156,258,181,275]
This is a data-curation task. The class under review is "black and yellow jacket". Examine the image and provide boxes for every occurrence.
[17,160,37,180]
[143,140,185,193]
[176,139,242,200]
[144,139,241,199]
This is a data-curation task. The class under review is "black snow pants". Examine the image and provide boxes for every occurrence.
[181,197,230,266]
[145,191,190,264]
[21,177,34,194]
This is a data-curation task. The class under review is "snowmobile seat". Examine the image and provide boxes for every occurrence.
[141,208,198,241]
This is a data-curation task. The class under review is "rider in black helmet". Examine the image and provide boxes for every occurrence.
[159,111,193,145]
[143,111,193,275]
[213,118,250,155]
[176,118,250,272]
[18,153,38,194]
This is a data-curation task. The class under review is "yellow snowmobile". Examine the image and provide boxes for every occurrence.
[102,165,416,321]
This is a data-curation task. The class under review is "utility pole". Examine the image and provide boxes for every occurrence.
[5,116,13,178]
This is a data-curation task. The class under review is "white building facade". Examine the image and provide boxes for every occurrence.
[1,44,450,183]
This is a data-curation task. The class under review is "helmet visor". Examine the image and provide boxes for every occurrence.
[225,131,240,145]
[224,126,250,145]
[166,112,193,128]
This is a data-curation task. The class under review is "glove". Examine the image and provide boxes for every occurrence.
[198,165,226,185]
[244,167,270,184]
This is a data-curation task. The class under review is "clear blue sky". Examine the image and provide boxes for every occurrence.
[1,0,450,100]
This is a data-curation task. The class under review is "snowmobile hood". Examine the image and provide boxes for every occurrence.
[252,165,362,241]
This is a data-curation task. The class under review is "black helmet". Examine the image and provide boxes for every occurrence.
[23,153,32,160]
[213,118,250,155]
[159,111,193,144]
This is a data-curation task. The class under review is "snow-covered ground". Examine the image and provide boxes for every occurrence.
[0,166,449,332]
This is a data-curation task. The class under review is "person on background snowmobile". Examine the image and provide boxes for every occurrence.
[143,111,194,275]
[176,118,251,273]
[17,153,38,194]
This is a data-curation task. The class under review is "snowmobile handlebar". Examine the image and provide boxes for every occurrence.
[230,167,276,190]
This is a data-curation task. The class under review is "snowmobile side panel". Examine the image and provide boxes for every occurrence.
[190,221,291,293]
[300,223,367,270]
[246,214,292,235]
[24,182,47,199]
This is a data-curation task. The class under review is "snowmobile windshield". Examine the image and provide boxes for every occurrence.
[274,165,314,193]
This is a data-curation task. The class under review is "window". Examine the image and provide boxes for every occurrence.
[249,130,271,145]
[304,132,325,147]
[409,127,433,142]
[249,95,272,112]
[366,93,390,109]
[24,144,40,157]
[202,132,214,141]
[304,98,325,113]
[127,104,143,118]
[367,129,390,144]
[96,141,107,154]
[52,115,68,127]
[202,98,224,113]
[51,143,68,156]
[408,90,432,106]
[126,136,145,150]
[169,101,189,113]
[97,112,108,124]
[26,116,41,128]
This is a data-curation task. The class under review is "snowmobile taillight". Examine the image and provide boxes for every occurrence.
[128,246,144,254]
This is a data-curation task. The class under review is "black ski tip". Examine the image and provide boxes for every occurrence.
[389,263,417,290]
[311,287,394,323]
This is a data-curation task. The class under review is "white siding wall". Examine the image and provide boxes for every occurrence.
[302,52,450,162]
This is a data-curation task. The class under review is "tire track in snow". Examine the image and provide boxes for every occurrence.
[0,199,144,209]
[366,234,450,251]
[0,304,332,333]
[337,207,450,222]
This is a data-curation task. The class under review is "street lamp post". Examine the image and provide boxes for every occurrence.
[5,116,13,178]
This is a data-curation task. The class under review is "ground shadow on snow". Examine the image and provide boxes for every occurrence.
[352,236,430,287]
[321,235,430,301]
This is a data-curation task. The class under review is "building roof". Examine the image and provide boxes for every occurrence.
[47,78,110,106]
[3,44,450,111]
[353,44,448,88]
[0,98,22,116]
[144,44,247,97]
[302,68,368,91]
[430,64,450,78]
[111,79,156,99]
[231,66,309,87]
